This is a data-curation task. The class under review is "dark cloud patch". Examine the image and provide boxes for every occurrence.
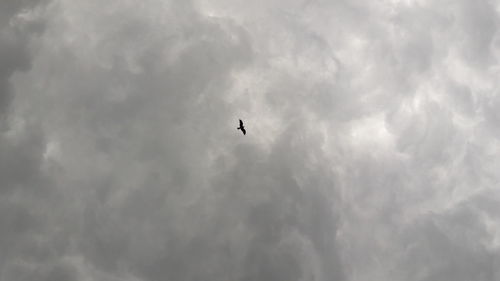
[0,123,47,193]
[0,0,47,120]
[453,0,499,67]
[397,200,500,281]
[0,1,60,280]
[3,259,79,281]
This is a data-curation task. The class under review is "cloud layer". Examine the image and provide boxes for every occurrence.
[2,0,500,280]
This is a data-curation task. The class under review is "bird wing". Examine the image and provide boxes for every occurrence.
[239,119,243,127]
[241,128,246,135]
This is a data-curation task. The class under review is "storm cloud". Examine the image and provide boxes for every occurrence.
[2,0,500,280]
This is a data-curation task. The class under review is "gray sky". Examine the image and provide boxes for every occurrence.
[1,0,500,280]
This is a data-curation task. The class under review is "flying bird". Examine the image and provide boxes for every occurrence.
[237,119,246,135]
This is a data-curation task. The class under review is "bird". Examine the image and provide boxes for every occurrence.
[237,119,246,135]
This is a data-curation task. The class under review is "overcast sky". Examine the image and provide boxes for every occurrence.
[1,0,500,280]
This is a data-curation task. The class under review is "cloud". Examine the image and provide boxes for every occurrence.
[2,0,500,281]
[0,1,68,280]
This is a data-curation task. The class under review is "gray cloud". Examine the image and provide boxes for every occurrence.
[2,0,500,281]
[0,1,65,280]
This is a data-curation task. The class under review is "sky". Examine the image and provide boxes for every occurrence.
[1,0,500,280]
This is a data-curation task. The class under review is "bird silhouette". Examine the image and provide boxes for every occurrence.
[237,119,246,135]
